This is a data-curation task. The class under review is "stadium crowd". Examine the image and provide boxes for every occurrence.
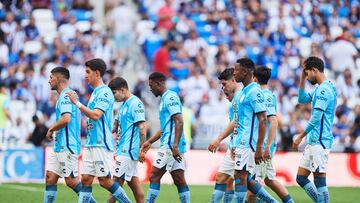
[0,0,359,152]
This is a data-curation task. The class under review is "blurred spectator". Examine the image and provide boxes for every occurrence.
[152,40,170,76]
[27,115,48,147]
[0,83,10,150]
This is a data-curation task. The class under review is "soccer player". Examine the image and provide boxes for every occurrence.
[293,56,337,203]
[232,58,277,203]
[208,68,241,203]
[66,58,131,203]
[252,66,294,203]
[44,67,96,203]
[107,77,146,203]
[140,72,190,203]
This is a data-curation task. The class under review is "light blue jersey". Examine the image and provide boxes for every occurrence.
[85,84,115,151]
[54,88,81,154]
[116,95,145,160]
[263,89,277,157]
[299,80,337,149]
[233,82,266,151]
[228,89,242,149]
[159,90,186,153]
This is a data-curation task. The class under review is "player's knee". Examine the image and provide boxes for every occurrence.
[98,177,112,189]
[216,173,228,184]
[314,176,326,188]
[45,173,57,185]
[149,173,160,183]
[173,175,186,186]
[65,178,77,188]
[264,178,273,186]
[296,175,309,187]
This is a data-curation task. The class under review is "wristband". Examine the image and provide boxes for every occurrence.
[76,101,83,108]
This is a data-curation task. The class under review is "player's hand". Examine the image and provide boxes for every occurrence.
[140,141,151,154]
[46,129,54,141]
[138,151,146,163]
[292,134,303,151]
[65,92,77,104]
[208,139,220,153]
[230,148,235,161]
[172,146,182,163]
[263,146,271,161]
[255,147,264,164]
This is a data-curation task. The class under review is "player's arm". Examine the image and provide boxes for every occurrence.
[256,111,267,164]
[137,121,147,163]
[208,120,235,152]
[298,69,313,104]
[47,113,71,140]
[66,91,104,121]
[264,115,277,160]
[140,129,161,154]
[172,113,183,162]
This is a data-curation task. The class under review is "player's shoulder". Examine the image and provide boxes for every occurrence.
[130,95,144,108]
[317,81,335,96]
[97,85,114,98]
[164,90,180,101]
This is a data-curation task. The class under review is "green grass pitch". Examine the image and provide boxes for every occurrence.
[0,183,358,202]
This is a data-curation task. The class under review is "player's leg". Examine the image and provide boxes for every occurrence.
[108,176,125,203]
[146,166,167,203]
[44,171,60,203]
[247,175,277,203]
[263,160,293,203]
[223,177,235,203]
[78,148,99,203]
[95,148,131,203]
[312,146,330,203]
[171,169,190,203]
[234,169,248,203]
[127,176,145,203]
[44,151,61,203]
[296,167,317,202]
[211,150,233,203]
[313,172,328,203]
[211,172,230,203]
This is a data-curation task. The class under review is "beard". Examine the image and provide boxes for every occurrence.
[309,79,317,85]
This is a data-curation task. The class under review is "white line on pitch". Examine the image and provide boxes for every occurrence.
[0,184,43,192]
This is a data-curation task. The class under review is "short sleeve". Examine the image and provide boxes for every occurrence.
[131,100,146,123]
[314,86,331,111]
[94,89,114,112]
[249,89,266,114]
[265,93,276,117]
[165,94,182,116]
[59,93,73,115]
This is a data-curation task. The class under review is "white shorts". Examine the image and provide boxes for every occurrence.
[46,151,79,178]
[300,145,330,173]
[153,148,186,172]
[254,159,276,180]
[234,148,255,174]
[218,149,235,177]
[81,147,113,177]
[113,155,139,181]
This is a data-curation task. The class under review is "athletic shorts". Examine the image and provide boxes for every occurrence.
[300,144,330,173]
[46,151,79,178]
[152,148,185,172]
[113,155,139,181]
[234,147,255,174]
[218,149,235,177]
[81,147,113,177]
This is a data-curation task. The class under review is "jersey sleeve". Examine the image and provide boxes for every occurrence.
[313,86,331,111]
[94,89,114,112]
[131,100,146,123]
[249,89,266,114]
[59,93,73,115]
[165,93,182,116]
[298,88,314,104]
[265,93,277,117]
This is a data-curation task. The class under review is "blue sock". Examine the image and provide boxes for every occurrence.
[281,194,294,203]
[223,190,234,203]
[177,185,190,203]
[248,181,278,203]
[296,175,318,202]
[73,183,97,203]
[44,185,57,203]
[314,176,329,203]
[211,183,226,203]
[146,182,160,203]
[234,179,247,203]
[108,183,131,203]
[78,186,93,203]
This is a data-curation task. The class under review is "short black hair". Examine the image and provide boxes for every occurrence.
[108,77,128,90]
[254,66,272,85]
[218,68,234,81]
[149,72,166,82]
[236,58,255,71]
[303,56,324,72]
[50,67,70,80]
[85,58,107,76]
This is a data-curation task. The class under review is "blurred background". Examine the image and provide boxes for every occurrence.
[0,0,359,187]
